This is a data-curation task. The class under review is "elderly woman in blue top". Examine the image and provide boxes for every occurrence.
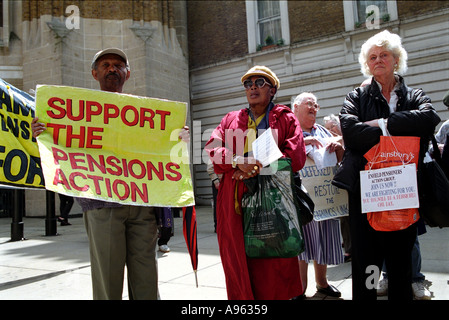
[333,30,440,301]
[293,92,345,298]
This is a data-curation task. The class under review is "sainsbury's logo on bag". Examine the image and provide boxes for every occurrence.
[378,150,415,163]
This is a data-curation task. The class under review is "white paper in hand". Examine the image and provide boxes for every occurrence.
[252,128,283,167]
[311,145,337,170]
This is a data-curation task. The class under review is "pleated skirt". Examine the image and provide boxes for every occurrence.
[298,218,344,265]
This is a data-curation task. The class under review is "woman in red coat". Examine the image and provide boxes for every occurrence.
[205,66,306,299]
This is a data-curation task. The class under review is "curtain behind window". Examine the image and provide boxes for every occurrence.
[257,0,281,45]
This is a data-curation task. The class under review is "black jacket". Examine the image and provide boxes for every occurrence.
[333,75,441,192]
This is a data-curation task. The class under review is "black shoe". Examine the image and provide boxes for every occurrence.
[59,219,71,226]
[291,293,306,301]
[316,284,341,298]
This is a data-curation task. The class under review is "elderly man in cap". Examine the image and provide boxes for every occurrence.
[205,66,306,299]
[32,48,188,300]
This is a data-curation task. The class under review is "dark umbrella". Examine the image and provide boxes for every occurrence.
[182,206,198,287]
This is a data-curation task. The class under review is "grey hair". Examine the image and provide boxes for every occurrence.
[358,30,408,77]
[291,92,317,112]
[323,114,340,125]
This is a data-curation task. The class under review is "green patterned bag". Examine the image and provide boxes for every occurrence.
[242,158,304,258]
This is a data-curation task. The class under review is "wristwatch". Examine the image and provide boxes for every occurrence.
[232,155,242,168]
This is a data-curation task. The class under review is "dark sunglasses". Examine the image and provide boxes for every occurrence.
[243,78,272,90]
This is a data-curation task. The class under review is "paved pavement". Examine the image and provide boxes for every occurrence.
[0,206,448,301]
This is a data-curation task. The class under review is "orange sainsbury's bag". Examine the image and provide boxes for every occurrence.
[362,134,421,232]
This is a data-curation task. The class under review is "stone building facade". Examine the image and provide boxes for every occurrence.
[4,0,189,101]
[1,0,190,216]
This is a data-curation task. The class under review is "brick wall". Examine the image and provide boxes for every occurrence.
[289,1,345,44]
[397,0,449,18]
[187,1,449,70]
[187,0,248,69]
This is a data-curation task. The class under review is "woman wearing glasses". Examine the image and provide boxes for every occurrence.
[293,92,345,299]
[205,66,306,300]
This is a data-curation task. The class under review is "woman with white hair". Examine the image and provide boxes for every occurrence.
[293,92,345,299]
[333,30,440,300]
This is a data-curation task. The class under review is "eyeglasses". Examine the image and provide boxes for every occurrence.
[243,78,272,90]
[305,101,320,110]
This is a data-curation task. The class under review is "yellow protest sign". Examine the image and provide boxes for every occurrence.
[0,78,44,188]
[35,85,194,207]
